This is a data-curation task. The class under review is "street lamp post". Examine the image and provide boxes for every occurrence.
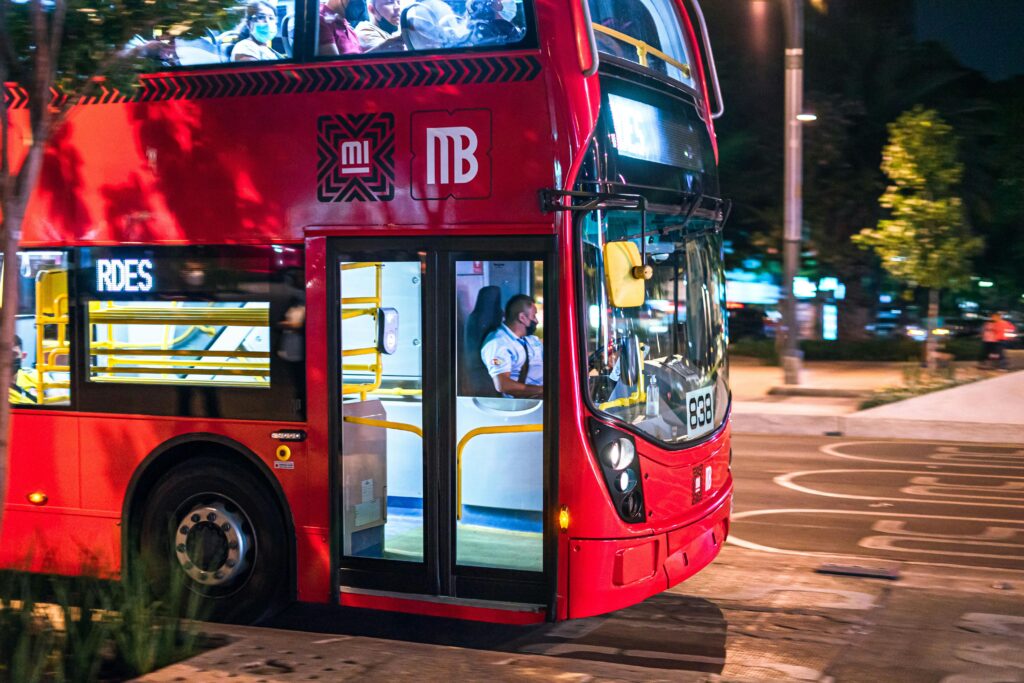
[781,0,804,385]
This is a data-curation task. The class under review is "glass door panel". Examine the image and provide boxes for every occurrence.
[454,259,545,573]
[339,258,425,563]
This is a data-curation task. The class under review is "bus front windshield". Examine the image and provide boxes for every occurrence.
[580,210,728,446]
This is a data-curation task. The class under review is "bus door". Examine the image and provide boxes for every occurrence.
[329,238,553,608]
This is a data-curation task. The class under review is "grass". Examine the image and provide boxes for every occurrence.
[0,561,211,682]
[858,363,993,410]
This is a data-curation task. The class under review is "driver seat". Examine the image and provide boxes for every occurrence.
[462,286,503,396]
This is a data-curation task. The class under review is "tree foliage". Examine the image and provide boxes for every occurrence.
[0,0,228,535]
[854,105,982,290]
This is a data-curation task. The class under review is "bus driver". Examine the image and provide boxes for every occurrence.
[480,294,543,399]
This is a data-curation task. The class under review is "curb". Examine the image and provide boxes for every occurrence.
[732,412,1024,444]
[766,386,871,399]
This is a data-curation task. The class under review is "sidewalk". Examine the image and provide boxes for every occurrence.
[138,623,692,682]
[730,358,1024,444]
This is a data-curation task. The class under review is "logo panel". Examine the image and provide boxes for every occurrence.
[411,109,492,200]
[317,113,395,202]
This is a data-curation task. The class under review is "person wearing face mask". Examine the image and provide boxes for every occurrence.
[318,0,363,55]
[466,0,522,46]
[231,1,283,61]
[355,0,402,50]
[480,294,543,399]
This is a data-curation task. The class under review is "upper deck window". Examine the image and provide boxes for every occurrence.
[588,0,694,87]
[314,0,528,57]
[125,0,299,67]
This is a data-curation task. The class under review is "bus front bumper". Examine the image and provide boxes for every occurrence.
[566,492,731,620]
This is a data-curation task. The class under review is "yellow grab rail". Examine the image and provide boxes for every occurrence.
[456,424,543,520]
[90,348,268,358]
[342,415,423,438]
[591,23,691,77]
[88,306,268,326]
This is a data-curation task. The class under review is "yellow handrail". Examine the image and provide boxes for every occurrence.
[591,23,691,77]
[91,365,269,377]
[342,415,423,438]
[456,424,543,520]
[88,306,268,326]
[340,262,386,399]
[90,348,269,358]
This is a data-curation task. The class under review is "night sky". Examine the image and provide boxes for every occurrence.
[915,0,1024,80]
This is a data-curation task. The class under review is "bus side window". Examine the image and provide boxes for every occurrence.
[315,0,528,58]
[4,251,72,407]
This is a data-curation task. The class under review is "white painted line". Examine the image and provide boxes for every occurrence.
[776,469,1024,509]
[859,536,1024,558]
[820,441,1024,469]
[870,520,1021,540]
[727,508,1024,572]
[732,508,1024,525]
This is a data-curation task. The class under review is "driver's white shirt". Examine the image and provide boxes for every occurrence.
[480,324,543,395]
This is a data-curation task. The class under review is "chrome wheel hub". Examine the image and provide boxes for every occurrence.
[174,502,251,586]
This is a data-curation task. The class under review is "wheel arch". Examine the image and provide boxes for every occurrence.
[122,432,297,601]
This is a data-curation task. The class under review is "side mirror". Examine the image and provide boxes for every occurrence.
[603,241,650,308]
[377,308,399,355]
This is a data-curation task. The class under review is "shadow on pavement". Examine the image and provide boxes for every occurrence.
[265,592,727,673]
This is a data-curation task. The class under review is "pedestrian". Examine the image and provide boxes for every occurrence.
[979,312,1014,370]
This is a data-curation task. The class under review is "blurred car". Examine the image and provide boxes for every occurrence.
[728,305,769,340]
[935,316,985,339]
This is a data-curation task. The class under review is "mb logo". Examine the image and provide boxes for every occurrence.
[412,110,491,200]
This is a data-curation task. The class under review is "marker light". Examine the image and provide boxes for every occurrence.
[600,438,635,471]
[27,491,48,506]
[616,469,638,493]
[796,112,818,122]
[558,505,570,532]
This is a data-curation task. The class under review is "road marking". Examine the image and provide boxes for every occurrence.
[776,469,1024,509]
[871,520,1022,540]
[858,535,1024,560]
[820,441,1024,470]
[728,508,1024,572]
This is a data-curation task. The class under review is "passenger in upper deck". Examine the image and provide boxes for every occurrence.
[355,0,403,50]
[231,1,284,61]
[466,0,522,45]
[400,0,471,50]
[318,0,364,55]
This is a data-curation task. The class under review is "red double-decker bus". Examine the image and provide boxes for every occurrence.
[2,0,731,624]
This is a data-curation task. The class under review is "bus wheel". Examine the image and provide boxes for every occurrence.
[137,457,289,624]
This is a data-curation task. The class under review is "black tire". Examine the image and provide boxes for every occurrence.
[136,456,290,624]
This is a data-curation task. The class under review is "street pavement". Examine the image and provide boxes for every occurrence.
[730,360,1024,444]
[141,434,1024,683]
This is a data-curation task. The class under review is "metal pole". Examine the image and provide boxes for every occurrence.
[781,0,803,384]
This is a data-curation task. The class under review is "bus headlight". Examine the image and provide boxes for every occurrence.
[601,438,635,470]
[588,419,645,524]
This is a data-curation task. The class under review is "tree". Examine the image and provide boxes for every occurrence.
[0,0,226,534]
[854,105,982,366]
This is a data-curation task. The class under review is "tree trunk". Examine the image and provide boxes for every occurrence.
[0,232,20,537]
[925,287,940,370]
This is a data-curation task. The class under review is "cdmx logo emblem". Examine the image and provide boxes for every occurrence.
[317,113,395,202]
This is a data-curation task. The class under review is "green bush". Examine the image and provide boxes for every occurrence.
[727,338,778,362]
[728,337,923,363]
[941,337,982,360]
[800,338,922,361]
[0,562,206,682]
